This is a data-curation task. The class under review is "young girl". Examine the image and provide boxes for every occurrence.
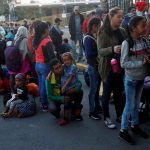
[1,73,28,118]
[83,17,102,120]
[59,52,78,125]
[119,16,149,144]
[61,52,78,94]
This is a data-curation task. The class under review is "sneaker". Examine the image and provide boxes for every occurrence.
[131,125,149,139]
[59,118,69,126]
[104,118,116,129]
[42,105,49,112]
[89,113,101,120]
[119,130,135,145]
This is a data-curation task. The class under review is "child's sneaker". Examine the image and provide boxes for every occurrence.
[119,129,135,145]
[59,118,69,126]
[131,125,149,139]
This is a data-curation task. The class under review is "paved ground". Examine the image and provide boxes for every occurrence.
[0,75,150,150]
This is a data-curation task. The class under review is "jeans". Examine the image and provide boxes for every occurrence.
[71,33,84,60]
[35,62,50,106]
[6,99,23,110]
[121,76,144,130]
[88,65,101,113]
[102,72,124,119]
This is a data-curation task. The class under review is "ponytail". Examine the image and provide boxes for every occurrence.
[126,25,134,56]
[100,7,122,35]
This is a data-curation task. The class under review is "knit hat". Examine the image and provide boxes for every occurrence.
[15,73,25,81]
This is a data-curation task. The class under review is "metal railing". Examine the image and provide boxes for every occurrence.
[108,0,134,13]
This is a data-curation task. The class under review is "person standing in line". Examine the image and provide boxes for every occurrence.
[97,7,126,129]
[34,22,56,112]
[119,16,149,145]
[83,17,102,120]
[8,26,31,93]
[69,6,84,62]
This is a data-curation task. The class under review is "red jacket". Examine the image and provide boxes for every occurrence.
[82,18,89,35]
[35,37,56,64]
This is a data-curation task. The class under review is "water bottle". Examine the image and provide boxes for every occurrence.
[111,59,121,73]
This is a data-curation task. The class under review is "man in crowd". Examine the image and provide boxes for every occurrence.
[69,6,84,62]
[50,18,63,59]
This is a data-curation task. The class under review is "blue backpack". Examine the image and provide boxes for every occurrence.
[5,37,24,72]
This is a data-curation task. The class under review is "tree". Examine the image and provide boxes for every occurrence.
[0,0,14,16]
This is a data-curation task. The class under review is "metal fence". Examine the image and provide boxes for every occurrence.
[108,0,133,13]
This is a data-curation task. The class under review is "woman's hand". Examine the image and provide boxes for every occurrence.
[114,45,121,54]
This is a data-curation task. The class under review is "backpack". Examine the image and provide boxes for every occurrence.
[4,37,24,72]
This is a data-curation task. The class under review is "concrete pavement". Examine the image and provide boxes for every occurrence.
[0,76,150,150]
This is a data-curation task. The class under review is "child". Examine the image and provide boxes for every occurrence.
[59,52,78,125]
[1,73,28,118]
[61,52,78,94]
[119,16,149,144]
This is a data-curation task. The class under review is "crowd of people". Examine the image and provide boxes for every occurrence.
[0,1,150,145]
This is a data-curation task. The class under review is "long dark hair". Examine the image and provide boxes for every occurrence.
[87,17,101,33]
[126,16,146,55]
[101,7,121,35]
[33,22,49,49]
